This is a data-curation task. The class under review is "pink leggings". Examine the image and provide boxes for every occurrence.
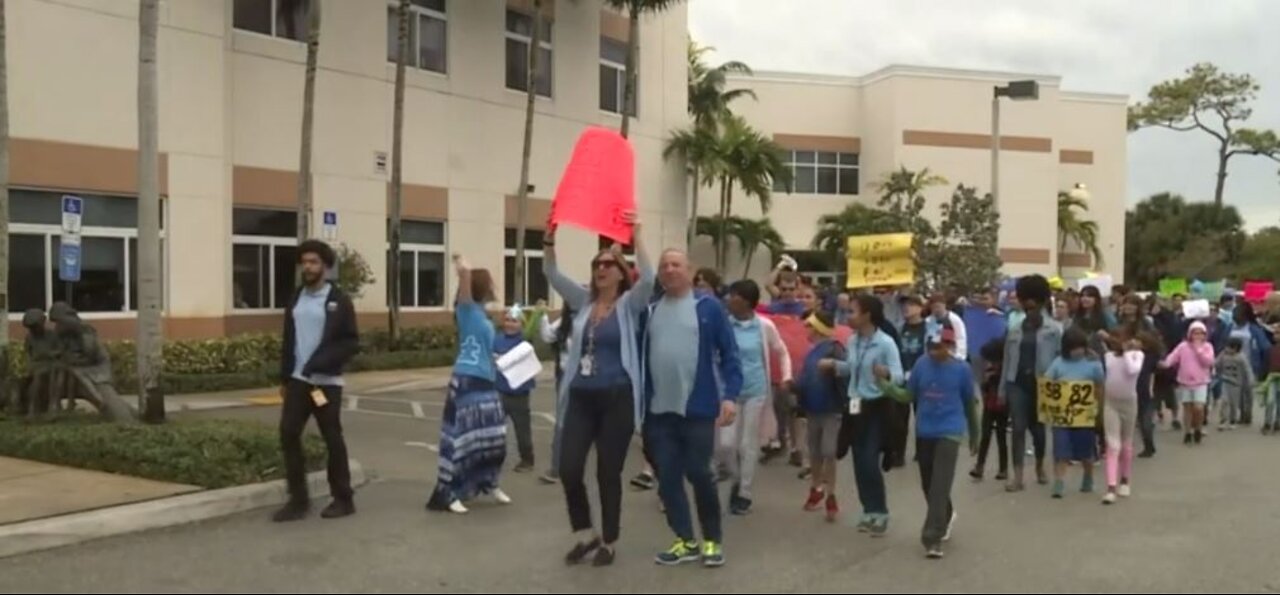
[1104,397,1138,488]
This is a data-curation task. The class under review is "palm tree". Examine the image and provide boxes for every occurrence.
[735,218,784,278]
[387,0,409,343]
[663,42,756,249]
[136,0,163,423]
[810,203,907,265]
[663,125,717,247]
[604,0,684,138]
[695,214,745,267]
[687,42,755,130]
[512,0,544,305]
[1057,191,1104,274]
[296,0,321,242]
[708,115,789,272]
[0,0,10,411]
[875,166,947,222]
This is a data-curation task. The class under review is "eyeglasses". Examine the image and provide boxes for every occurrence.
[593,259,620,270]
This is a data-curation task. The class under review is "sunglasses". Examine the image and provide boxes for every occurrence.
[593,259,621,270]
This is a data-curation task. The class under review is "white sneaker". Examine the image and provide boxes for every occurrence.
[942,510,957,542]
[1102,492,1117,505]
[491,488,513,505]
[448,500,469,514]
[1118,484,1132,498]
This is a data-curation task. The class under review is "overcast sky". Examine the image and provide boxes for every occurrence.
[688,0,1280,230]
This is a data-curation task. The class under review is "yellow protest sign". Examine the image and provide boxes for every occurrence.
[1037,378,1099,428]
[846,233,914,289]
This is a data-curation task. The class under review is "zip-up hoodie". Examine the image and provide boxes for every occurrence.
[1162,321,1216,388]
[644,294,744,420]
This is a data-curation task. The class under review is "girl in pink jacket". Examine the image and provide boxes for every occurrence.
[1161,321,1216,446]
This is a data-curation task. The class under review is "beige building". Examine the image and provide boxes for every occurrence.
[5,0,691,339]
[699,66,1128,288]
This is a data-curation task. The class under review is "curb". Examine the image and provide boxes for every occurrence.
[0,460,368,559]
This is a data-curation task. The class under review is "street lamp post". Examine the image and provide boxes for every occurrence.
[990,80,1040,210]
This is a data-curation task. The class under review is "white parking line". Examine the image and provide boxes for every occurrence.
[535,412,557,425]
[410,402,426,419]
[345,396,359,411]
[404,441,439,452]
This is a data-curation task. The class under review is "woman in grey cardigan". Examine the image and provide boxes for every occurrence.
[998,275,1063,492]
[543,214,655,567]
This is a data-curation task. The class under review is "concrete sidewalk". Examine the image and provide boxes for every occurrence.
[159,367,465,413]
[0,457,199,526]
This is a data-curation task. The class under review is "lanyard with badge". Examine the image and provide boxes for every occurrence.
[849,334,875,415]
[580,304,615,377]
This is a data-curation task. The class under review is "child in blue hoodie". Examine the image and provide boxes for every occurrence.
[1045,327,1106,499]
[495,306,537,472]
[796,311,847,523]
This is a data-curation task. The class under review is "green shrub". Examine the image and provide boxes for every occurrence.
[0,415,326,489]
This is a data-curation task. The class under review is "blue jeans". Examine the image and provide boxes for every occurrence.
[647,414,722,543]
[850,398,890,517]
[1265,383,1280,426]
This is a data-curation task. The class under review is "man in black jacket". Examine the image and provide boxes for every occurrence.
[274,240,360,522]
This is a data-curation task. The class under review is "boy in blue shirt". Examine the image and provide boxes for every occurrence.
[495,306,537,472]
[889,327,978,559]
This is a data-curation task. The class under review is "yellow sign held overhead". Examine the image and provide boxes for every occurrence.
[846,233,914,289]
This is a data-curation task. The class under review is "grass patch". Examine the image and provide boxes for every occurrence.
[0,415,325,489]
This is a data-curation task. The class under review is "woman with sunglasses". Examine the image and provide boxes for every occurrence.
[543,212,655,567]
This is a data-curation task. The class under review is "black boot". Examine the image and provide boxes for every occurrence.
[272,499,310,523]
[320,497,356,519]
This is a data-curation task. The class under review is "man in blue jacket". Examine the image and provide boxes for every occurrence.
[646,249,742,569]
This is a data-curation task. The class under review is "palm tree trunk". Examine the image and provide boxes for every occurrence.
[513,0,543,305]
[388,0,409,343]
[743,249,755,279]
[296,0,321,242]
[0,0,10,412]
[716,177,728,272]
[685,165,699,249]
[619,6,639,138]
[136,0,163,423]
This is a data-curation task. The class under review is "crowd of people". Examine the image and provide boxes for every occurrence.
[267,231,1280,566]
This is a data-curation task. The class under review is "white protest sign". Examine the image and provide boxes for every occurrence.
[1182,299,1211,320]
[496,341,542,388]
[1077,274,1113,297]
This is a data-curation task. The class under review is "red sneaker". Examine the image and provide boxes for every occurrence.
[825,494,840,523]
[803,488,824,512]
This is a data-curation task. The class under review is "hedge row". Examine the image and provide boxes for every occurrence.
[0,414,326,489]
[5,324,550,396]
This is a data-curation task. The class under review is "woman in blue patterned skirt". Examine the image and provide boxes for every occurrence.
[426,254,511,514]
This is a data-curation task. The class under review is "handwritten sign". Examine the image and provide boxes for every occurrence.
[1037,378,1098,428]
[846,233,913,289]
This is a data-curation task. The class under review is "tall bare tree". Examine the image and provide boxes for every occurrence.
[388,0,409,342]
[513,0,543,305]
[296,0,321,242]
[136,0,163,422]
[606,0,683,138]
[0,0,10,411]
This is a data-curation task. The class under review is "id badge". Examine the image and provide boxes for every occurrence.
[310,387,329,407]
[848,397,862,416]
[580,355,595,377]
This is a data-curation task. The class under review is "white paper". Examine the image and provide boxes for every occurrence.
[496,341,542,388]
[1077,274,1113,297]
[1182,299,1211,320]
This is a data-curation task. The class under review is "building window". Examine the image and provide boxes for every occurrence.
[388,220,446,308]
[386,0,447,74]
[504,228,550,306]
[599,37,635,116]
[6,190,164,314]
[775,150,859,195]
[233,0,310,42]
[505,10,553,98]
[232,208,298,310]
